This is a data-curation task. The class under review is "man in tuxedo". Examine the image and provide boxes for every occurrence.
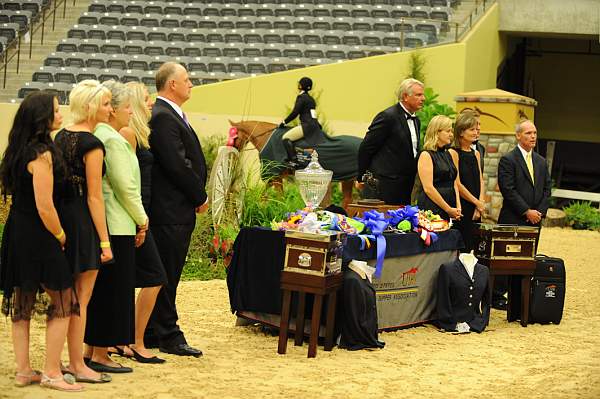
[146,62,208,357]
[494,119,551,310]
[357,78,425,205]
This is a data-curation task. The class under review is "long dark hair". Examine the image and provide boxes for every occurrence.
[0,91,64,199]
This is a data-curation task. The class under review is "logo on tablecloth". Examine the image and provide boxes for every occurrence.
[375,267,420,301]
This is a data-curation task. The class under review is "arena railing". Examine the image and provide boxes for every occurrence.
[1,0,76,88]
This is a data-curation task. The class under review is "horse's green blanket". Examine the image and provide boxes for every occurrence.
[260,128,362,181]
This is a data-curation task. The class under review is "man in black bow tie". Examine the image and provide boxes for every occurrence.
[357,78,425,205]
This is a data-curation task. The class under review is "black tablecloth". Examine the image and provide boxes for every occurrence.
[227,227,464,314]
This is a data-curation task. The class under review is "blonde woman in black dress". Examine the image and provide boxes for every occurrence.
[55,80,113,384]
[0,92,83,392]
[417,115,462,221]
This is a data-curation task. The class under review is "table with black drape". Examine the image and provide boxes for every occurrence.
[227,227,463,331]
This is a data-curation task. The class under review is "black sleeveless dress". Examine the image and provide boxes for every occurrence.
[135,146,167,287]
[417,148,457,220]
[54,129,105,274]
[0,148,77,321]
[455,148,481,252]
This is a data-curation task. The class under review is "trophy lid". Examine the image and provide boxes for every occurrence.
[294,151,333,208]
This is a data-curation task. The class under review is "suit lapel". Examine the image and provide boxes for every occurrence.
[156,99,200,146]
[532,153,545,190]
[513,147,534,186]
[454,259,474,283]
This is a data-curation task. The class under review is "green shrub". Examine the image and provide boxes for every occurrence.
[416,87,456,146]
[563,201,600,230]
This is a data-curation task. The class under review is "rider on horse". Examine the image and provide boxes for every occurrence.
[279,77,322,167]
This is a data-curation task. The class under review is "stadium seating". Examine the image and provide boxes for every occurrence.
[18,0,460,102]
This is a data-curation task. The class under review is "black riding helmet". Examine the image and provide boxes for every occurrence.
[298,77,313,91]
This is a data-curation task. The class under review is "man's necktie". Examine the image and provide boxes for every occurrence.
[526,152,535,184]
[182,112,191,129]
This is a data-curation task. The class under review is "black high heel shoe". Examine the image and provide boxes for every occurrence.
[129,347,166,364]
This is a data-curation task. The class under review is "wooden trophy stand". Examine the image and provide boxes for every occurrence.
[278,271,343,358]
[474,224,539,327]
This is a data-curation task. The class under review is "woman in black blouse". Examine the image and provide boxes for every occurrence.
[416,115,462,221]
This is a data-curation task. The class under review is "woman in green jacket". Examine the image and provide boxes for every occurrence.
[85,81,148,373]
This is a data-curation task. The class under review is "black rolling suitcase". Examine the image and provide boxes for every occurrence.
[529,255,566,324]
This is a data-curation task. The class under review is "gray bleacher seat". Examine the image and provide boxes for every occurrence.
[125,2,143,14]
[126,25,147,41]
[351,9,370,18]
[415,22,438,42]
[303,33,321,45]
[68,25,87,39]
[391,6,410,18]
[0,22,19,43]
[140,15,160,27]
[242,46,261,57]
[347,49,367,59]
[275,9,292,17]
[430,0,451,6]
[148,55,171,70]
[218,19,235,29]
[403,32,429,47]
[106,53,127,69]
[202,6,219,17]
[391,0,411,5]
[222,45,242,57]
[395,21,415,32]
[33,65,56,83]
[101,40,122,54]
[225,32,243,44]
[186,57,208,72]
[410,6,431,18]
[370,8,390,18]
[410,0,430,5]
[186,30,205,42]
[322,33,341,45]
[55,67,78,84]
[64,52,85,67]
[143,4,163,14]
[144,41,166,56]
[127,54,152,71]
[124,39,145,55]
[342,33,361,46]
[202,46,221,57]
[430,6,450,21]
[79,38,102,53]
[373,20,394,32]
[44,52,64,67]
[197,17,216,29]
[120,14,139,27]
[236,19,253,29]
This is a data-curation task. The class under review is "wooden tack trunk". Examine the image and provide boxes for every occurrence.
[284,231,346,276]
[474,224,539,270]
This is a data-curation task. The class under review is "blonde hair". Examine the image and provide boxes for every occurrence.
[453,110,479,147]
[397,78,424,100]
[126,82,151,149]
[68,79,111,124]
[422,115,453,151]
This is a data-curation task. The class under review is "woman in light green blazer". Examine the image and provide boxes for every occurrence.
[84,81,149,373]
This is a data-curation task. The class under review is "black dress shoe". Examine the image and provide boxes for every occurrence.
[159,343,203,358]
[492,299,508,310]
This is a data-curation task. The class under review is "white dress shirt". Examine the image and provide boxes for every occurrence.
[399,102,418,158]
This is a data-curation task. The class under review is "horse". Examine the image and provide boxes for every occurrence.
[229,120,362,209]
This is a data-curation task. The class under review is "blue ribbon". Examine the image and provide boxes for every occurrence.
[386,205,420,229]
[355,210,389,278]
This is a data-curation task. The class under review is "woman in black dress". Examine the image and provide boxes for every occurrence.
[116,82,167,363]
[55,80,113,383]
[279,77,321,164]
[0,92,82,392]
[449,111,486,252]
[417,115,462,221]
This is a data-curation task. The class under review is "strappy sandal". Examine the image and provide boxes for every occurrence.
[40,373,84,392]
[14,370,42,387]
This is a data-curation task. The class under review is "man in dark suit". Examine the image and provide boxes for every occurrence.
[146,62,208,357]
[498,120,551,226]
[357,78,425,205]
[494,119,551,310]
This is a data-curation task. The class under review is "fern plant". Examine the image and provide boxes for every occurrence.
[416,87,456,145]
